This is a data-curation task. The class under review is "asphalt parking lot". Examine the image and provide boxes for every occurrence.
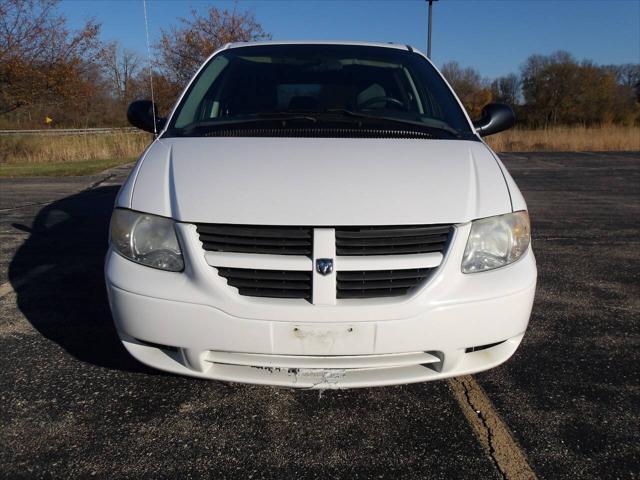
[1,152,638,479]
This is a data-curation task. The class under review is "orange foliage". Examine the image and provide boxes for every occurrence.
[0,0,101,117]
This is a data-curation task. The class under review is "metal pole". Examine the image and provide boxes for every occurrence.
[427,0,435,59]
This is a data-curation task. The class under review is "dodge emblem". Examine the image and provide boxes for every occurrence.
[316,258,334,276]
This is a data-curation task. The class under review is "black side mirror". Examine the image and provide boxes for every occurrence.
[127,100,166,134]
[473,103,515,137]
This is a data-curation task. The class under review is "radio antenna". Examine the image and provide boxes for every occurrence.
[142,0,157,135]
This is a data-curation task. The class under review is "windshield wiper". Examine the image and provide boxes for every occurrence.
[254,111,319,122]
[180,114,318,134]
[322,109,462,137]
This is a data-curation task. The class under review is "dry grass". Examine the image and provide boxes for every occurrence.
[0,125,637,176]
[0,158,135,177]
[487,125,640,152]
[0,131,151,164]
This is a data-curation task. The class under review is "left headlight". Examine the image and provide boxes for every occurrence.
[110,208,184,272]
[461,211,531,273]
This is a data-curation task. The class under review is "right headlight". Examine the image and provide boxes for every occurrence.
[110,208,184,272]
[461,211,531,273]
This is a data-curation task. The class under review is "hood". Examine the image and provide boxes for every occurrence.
[126,137,511,225]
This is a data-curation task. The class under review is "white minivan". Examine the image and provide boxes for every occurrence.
[106,41,536,388]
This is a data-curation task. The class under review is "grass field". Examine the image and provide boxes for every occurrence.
[486,125,639,152]
[0,131,150,177]
[0,131,150,163]
[0,158,135,177]
[0,125,638,177]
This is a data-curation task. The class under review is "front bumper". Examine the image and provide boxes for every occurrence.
[105,222,536,388]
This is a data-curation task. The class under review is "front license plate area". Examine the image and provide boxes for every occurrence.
[272,323,376,355]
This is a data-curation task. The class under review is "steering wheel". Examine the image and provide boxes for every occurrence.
[358,96,406,109]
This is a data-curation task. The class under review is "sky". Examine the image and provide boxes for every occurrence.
[59,0,640,79]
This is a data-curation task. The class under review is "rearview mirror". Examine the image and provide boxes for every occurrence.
[473,103,515,137]
[127,100,166,134]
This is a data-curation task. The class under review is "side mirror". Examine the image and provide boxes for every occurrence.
[127,100,166,134]
[473,103,515,137]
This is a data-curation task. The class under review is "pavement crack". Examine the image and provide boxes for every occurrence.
[86,173,115,190]
[448,376,538,480]
[460,379,508,480]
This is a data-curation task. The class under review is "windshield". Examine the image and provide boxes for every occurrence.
[165,44,474,139]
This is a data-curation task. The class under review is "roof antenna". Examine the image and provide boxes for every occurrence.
[142,0,157,135]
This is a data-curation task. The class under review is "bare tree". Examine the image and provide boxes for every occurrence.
[602,63,640,88]
[98,41,141,105]
[491,73,521,106]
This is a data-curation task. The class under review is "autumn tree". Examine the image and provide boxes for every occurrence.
[440,61,493,118]
[520,51,636,126]
[0,0,101,123]
[133,69,181,118]
[602,63,640,120]
[156,4,270,87]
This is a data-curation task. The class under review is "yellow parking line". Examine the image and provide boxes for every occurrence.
[448,375,538,480]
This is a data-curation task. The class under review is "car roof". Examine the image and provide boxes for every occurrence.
[225,40,414,51]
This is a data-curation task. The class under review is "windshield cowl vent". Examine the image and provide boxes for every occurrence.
[202,127,436,139]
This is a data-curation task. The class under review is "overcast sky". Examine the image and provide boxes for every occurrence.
[59,0,640,79]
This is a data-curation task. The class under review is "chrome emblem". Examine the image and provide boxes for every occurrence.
[316,258,334,276]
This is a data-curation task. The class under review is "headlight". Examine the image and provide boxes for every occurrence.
[110,209,184,272]
[461,211,530,273]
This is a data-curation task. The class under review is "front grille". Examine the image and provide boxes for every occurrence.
[199,223,451,301]
[337,268,433,299]
[335,225,452,256]
[196,224,312,256]
[216,268,312,300]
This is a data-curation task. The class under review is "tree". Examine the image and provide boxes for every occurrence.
[157,4,270,87]
[0,0,101,119]
[602,63,640,89]
[491,73,521,106]
[440,61,493,118]
[520,51,634,127]
[98,41,142,106]
[602,63,640,116]
[133,69,182,118]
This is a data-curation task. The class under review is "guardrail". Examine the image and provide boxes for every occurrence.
[0,127,141,136]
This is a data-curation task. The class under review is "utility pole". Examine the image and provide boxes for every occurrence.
[427,0,438,59]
